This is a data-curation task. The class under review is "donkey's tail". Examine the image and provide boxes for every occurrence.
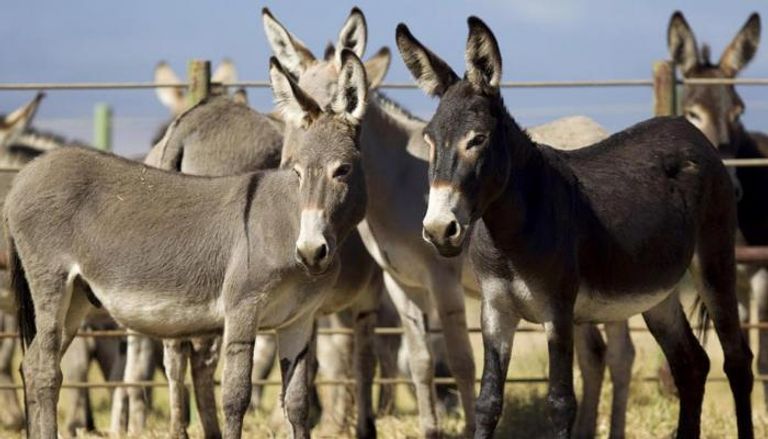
[689,294,711,345]
[7,233,35,350]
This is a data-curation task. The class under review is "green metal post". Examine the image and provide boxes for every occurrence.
[93,103,112,151]
[186,59,211,108]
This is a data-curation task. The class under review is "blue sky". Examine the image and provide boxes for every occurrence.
[2,1,767,155]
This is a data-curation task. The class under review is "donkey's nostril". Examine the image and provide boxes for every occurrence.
[315,243,328,262]
[445,220,460,240]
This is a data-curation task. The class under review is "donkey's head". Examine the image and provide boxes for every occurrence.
[0,93,44,149]
[154,59,239,116]
[262,7,390,163]
[269,51,368,275]
[397,17,509,257]
[668,12,761,155]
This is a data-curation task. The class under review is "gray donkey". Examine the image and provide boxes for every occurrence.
[6,51,370,439]
[146,55,382,437]
[397,16,752,438]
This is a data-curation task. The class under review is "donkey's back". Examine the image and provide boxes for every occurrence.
[4,147,255,334]
[555,116,735,296]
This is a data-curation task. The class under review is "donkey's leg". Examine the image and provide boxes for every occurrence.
[60,335,93,437]
[604,321,634,439]
[374,293,402,417]
[249,334,277,411]
[0,313,24,431]
[693,254,754,437]
[110,335,131,435]
[642,293,709,438]
[573,323,605,439]
[125,334,157,434]
[544,308,578,439]
[190,336,222,439]
[164,338,191,439]
[429,272,476,436]
[316,314,354,432]
[752,268,768,412]
[352,276,382,439]
[476,278,521,439]
[383,272,439,437]
[277,318,317,439]
[221,310,258,439]
[23,270,70,438]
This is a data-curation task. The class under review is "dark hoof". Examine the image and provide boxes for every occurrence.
[356,416,377,439]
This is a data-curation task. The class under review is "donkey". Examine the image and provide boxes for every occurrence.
[265,8,637,437]
[668,10,768,410]
[151,59,240,145]
[5,51,369,439]
[145,60,382,437]
[397,16,754,439]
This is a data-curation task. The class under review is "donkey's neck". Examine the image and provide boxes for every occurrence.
[481,107,574,249]
[363,93,426,155]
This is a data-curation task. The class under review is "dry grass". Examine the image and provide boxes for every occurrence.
[2,289,768,438]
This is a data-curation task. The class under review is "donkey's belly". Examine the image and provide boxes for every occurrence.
[573,287,671,323]
[91,286,225,338]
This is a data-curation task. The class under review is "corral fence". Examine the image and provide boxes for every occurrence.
[1,59,768,391]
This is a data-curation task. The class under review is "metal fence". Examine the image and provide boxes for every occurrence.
[2,60,768,391]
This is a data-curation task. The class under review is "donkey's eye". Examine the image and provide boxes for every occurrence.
[293,167,302,180]
[685,110,701,121]
[467,134,487,149]
[332,164,352,179]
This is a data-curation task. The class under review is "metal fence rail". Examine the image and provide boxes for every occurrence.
[2,321,768,339]
[0,375,766,391]
[0,76,766,91]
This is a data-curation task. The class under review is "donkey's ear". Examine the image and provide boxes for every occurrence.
[396,23,458,97]
[323,42,336,61]
[0,92,44,146]
[269,57,322,128]
[465,16,502,93]
[668,11,700,75]
[335,7,367,68]
[212,58,238,84]
[154,61,186,115]
[232,88,249,105]
[331,49,369,124]
[364,47,391,89]
[262,7,316,77]
[720,13,761,77]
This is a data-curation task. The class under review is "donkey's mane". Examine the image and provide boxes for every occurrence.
[372,91,425,124]
[11,127,89,153]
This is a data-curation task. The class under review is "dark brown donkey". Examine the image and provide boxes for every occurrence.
[669,10,768,411]
[396,17,753,439]
[5,51,369,439]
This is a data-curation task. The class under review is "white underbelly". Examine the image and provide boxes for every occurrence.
[574,287,671,323]
[94,287,225,337]
[508,277,673,324]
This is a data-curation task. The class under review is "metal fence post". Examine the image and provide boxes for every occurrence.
[653,60,677,116]
[93,103,112,151]
[186,59,211,108]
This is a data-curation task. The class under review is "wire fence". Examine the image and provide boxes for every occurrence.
[1,73,768,392]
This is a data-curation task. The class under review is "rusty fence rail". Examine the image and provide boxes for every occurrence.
[0,375,766,391]
[3,322,768,340]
